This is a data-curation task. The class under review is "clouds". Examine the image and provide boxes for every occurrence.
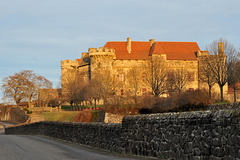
[0,0,240,102]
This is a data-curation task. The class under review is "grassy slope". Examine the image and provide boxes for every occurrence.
[40,111,81,122]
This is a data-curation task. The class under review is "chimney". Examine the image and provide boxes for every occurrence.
[218,42,224,56]
[127,37,131,53]
[149,39,155,46]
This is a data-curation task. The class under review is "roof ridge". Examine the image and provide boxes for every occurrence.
[105,41,198,44]
[106,41,150,43]
[156,41,197,43]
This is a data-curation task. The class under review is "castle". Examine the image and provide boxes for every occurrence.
[61,38,228,101]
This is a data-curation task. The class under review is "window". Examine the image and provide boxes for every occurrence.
[120,89,124,95]
[142,73,147,82]
[188,72,194,81]
[142,88,147,95]
[118,73,124,82]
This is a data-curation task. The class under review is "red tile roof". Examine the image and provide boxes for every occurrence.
[151,42,200,60]
[104,41,200,60]
[105,41,151,60]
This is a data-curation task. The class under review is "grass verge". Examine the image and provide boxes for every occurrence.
[40,111,81,122]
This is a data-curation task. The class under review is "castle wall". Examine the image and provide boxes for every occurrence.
[110,59,200,96]
[61,59,90,96]
[166,60,199,91]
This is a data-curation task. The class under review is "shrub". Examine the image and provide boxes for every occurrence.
[23,108,32,114]
[72,110,92,122]
[173,89,212,111]
[141,89,213,114]
[214,99,231,104]
[27,110,32,114]
[139,96,166,114]
[91,111,99,122]
[104,96,140,114]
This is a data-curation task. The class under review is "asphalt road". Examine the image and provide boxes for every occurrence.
[0,122,154,160]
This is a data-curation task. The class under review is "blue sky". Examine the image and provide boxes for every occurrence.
[0,0,240,103]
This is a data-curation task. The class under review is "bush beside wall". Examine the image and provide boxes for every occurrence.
[6,109,240,159]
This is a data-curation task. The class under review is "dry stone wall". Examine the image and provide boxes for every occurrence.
[6,110,240,159]
[208,102,240,110]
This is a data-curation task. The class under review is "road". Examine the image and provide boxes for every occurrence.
[0,122,153,160]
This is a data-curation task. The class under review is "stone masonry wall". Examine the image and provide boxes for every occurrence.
[6,110,240,159]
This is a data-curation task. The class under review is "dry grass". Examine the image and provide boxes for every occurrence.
[40,111,81,122]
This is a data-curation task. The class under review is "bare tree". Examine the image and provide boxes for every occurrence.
[127,68,141,104]
[90,68,117,106]
[166,72,176,96]
[62,68,86,107]
[86,79,99,108]
[1,76,25,105]
[145,58,167,96]
[206,38,238,102]
[227,43,240,102]
[199,56,216,98]
[228,60,240,102]
[172,68,188,95]
[1,70,52,107]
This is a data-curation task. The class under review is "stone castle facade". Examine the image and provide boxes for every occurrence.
[61,38,228,98]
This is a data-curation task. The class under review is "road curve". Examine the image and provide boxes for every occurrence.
[0,134,153,160]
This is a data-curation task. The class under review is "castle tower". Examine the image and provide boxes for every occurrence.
[88,47,116,79]
[61,59,79,94]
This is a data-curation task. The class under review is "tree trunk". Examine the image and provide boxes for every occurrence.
[134,92,137,104]
[233,85,236,102]
[208,85,212,99]
[178,89,181,95]
[103,97,105,110]
[70,101,73,111]
[28,98,31,108]
[28,92,31,108]
[220,85,224,102]
[94,99,97,109]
